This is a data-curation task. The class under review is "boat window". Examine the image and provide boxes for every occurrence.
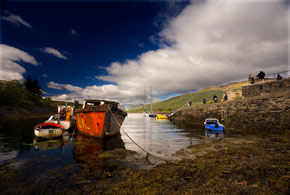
[93,102,101,106]
[86,103,95,108]
[206,120,218,124]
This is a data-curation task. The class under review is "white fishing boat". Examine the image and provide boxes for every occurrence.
[45,106,76,130]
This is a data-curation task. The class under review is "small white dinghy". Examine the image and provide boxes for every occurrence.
[34,122,64,139]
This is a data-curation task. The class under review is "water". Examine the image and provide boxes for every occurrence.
[0,117,76,166]
[121,113,203,159]
[0,113,205,165]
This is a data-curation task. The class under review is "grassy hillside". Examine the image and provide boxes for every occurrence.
[0,80,81,109]
[127,80,260,113]
[128,89,225,113]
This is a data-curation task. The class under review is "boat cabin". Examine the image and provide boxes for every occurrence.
[82,99,120,109]
[58,106,74,121]
[204,118,219,125]
[204,118,224,131]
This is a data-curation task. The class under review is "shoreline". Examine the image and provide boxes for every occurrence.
[1,133,289,194]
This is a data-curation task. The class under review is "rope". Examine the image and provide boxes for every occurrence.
[72,122,77,136]
[109,109,171,164]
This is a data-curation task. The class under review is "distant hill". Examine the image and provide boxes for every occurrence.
[0,79,81,110]
[127,79,273,113]
[128,89,225,113]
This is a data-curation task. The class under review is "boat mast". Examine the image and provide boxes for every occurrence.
[144,86,146,113]
[150,85,152,113]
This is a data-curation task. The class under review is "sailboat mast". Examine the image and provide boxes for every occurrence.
[144,86,146,113]
[150,85,152,113]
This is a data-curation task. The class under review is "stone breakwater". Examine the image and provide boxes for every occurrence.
[170,78,290,134]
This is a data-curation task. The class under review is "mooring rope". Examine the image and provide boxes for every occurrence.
[72,123,77,136]
[109,109,171,164]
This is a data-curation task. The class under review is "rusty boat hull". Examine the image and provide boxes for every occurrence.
[75,102,127,138]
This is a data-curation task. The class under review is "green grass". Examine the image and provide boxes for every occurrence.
[128,90,225,113]
[0,80,79,108]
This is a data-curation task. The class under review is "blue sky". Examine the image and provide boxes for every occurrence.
[0,0,289,105]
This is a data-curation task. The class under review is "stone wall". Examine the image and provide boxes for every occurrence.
[242,78,290,97]
[170,85,290,134]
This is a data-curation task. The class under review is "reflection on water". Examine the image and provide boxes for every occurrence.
[0,113,206,164]
[0,117,76,164]
[205,130,224,139]
[73,134,125,163]
[0,117,47,162]
[120,113,203,158]
[33,133,74,151]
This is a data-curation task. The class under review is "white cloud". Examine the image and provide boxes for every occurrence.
[49,0,289,105]
[40,47,68,60]
[48,81,82,92]
[0,44,38,81]
[42,74,48,78]
[50,94,71,102]
[2,12,32,29]
[48,81,143,103]
[98,0,289,101]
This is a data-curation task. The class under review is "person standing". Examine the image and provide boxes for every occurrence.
[277,74,282,80]
[213,94,218,103]
[202,97,206,104]
[256,71,265,82]
[248,74,255,84]
[224,93,228,101]
[188,101,192,107]
[248,74,252,83]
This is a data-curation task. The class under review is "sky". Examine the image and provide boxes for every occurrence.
[0,0,289,106]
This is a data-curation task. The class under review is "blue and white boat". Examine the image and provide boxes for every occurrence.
[204,118,224,131]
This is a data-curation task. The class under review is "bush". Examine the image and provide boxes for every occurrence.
[0,80,45,107]
[41,97,54,107]
[0,80,28,106]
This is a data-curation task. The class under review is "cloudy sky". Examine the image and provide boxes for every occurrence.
[0,0,289,105]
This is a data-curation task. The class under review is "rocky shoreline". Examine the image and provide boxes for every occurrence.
[1,133,289,194]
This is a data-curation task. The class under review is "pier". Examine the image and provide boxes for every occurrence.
[170,78,290,135]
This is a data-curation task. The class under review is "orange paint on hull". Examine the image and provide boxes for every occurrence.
[76,111,106,137]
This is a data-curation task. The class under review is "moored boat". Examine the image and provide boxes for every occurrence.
[148,113,157,118]
[204,118,224,131]
[156,114,168,120]
[75,99,127,138]
[34,122,64,139]
[45,106,76,130]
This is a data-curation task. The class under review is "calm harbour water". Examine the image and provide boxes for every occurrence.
[0,113,206,165]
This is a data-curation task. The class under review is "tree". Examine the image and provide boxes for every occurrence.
[74,100,81,108]
[24,76,43,96]
[0,80,27,105]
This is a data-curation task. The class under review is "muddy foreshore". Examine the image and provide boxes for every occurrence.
[1,132,289,194]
